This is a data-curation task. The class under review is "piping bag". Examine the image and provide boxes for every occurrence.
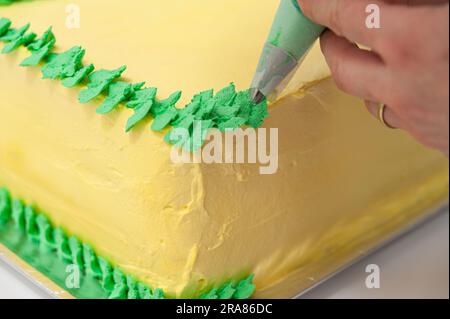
[251,0,325,103]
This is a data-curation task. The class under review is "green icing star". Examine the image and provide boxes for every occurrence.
[1,31,36,53]
[0,18,12,37]
[83,244,102,279]
[68,236,84,270]
[41,46,85,79]
[20,39,55,66]
[54,227,72,262]
[11,199,25,231]
[109,284,127,300]
[61,63,94,87]
[98,257,115,292]
[0,188,11,224]
[24,205,39,241]
[35,214,52,248]
[125,87,157,132]
[151,288,165,299]
[96,81,144,115]
[78,65,126,103]
[0,23,29,42]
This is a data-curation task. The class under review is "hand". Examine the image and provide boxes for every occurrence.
[298,0,449,156]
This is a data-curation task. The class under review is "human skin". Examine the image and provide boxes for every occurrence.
[298,0,449,156]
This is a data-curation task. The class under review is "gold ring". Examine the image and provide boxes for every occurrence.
[378,103,395,129]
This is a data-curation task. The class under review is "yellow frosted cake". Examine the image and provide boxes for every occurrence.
[0,0,448,299]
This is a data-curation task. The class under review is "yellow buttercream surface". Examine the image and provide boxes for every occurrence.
[0,0,448,297]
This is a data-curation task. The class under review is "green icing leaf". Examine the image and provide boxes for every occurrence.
[0,188,11,224]
[0,23,29,42]
[27,27,55,51]
[20,39,55,66]
[217,283,236,299]
[193,99,215,120]
[214,83,236,105]
[78,65,126,103]
[213,104,241,121]
[2,31,36,53]
[151,106,178,132]
[233,275,256,299]
[247,99,268,128]
[164,114,195,146]
[125,87,157,132]
[192,89,214,103]
[218,117,247,132]
[184,119,214,152]
[0,18,12,37]
[235,91,253,119]
[61,63,94,88]
[174,100,200,125]
[151,90,182,117]
[11,199,25,231]
[41,46,85,79]
[201,289,219,300]
[96,81,144,115]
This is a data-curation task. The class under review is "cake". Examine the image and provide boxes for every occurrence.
[0,0,448,299]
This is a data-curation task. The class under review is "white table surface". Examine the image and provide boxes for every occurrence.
[0,210,448,299]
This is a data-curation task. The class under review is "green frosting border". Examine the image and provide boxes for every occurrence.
[0,187,256,299]
[0,16,268,151]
